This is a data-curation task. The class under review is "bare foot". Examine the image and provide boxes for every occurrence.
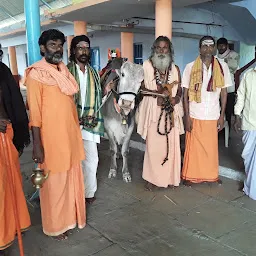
[53,232,68,241]
[168,185,179,189]
[183,180,193,187]
[216,179,222,185]
[145,182,155,191]
[86,197,96,204]
[238,182,244,192]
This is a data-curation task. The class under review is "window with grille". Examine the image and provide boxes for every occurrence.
[134,43,143,64]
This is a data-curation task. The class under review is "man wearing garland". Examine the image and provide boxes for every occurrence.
[182,36,232,186]
[137,36,184,191]
[67,35,104,204]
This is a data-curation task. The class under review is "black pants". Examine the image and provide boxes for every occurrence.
[225,92,236,132]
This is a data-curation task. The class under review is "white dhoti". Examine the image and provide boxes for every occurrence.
[242,131,256,200]
[82,140,99,198]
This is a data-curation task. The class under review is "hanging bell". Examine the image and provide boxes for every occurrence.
[122,118,127,125]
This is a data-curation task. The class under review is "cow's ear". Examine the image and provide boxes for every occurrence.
[115,69,121,77]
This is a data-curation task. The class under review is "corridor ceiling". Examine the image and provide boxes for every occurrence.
[0,0,71,29]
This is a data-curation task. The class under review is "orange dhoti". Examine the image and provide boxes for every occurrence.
[182,119,219,183]
[0,125,31,250]
[142,108,181,187]
[40,164,86,236]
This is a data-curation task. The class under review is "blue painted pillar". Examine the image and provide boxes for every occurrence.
[24,0,41,65]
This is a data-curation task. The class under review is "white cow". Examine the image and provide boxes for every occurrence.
[101,59,144,182]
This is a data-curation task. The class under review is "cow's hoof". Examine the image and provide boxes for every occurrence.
[123,172,132,183]
[108,169,117,178]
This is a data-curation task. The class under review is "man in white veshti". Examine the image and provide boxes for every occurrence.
[67,35,104,204]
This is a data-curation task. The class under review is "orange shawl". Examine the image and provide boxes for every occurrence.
[24,58,78,96]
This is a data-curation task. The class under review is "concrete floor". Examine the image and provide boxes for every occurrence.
[8,138,256,256]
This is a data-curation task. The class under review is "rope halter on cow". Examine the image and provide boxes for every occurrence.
[110,71,141,125]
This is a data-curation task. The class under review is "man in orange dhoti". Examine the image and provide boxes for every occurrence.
[137,36,184,191]
[0,62,31,255]
[182,36,232,186]
[25,29,86,240]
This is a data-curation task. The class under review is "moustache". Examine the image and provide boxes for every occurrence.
[157,54,166,59]
[53,51,62,56]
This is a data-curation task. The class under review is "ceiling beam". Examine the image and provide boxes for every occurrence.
[40,0,53,9]
[0,7,18,22]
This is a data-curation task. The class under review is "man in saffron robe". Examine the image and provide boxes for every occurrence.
[25,29,86,240]
[67,35,104,204]
[137,36,184,191]
[234,68,256,200]
[0,61,31,255]
[182,36,232,186]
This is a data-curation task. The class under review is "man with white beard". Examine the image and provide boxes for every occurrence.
[137,36,184,191]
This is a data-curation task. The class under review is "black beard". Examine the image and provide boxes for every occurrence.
[218,50,226,55]
[45,51,63,64]
[77,55,89,64]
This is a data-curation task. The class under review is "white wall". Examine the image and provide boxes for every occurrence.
[239,42,255,68]
[90,31,121,69]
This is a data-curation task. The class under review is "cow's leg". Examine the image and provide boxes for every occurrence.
[121,120,134,183]
[108,133,118,179]
[116,145,121,159]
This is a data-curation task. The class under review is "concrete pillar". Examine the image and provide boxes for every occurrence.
[8,46,19,84]
[74,21,87,36]
[67,35,74,59]
[121,32,134,62]
[155,0,172,39]
[24,0,41,65]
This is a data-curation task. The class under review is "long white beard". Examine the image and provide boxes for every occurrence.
[151,53,171,72]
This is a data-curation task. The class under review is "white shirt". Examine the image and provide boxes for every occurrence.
[76,64,100,143]
[234,68,256,130]
[217,50,239,93]
[182,60,232,120]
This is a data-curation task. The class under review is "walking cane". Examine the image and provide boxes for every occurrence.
[1,133,24,256]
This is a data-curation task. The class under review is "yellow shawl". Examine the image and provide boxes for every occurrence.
[189,56,225,103]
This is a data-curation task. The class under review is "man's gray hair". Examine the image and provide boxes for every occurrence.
[150,36,174,63]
